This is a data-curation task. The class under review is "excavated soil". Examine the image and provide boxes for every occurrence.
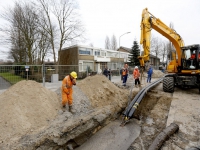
[0,75,130,149]
[0,80,60,144]
[77,75,128,108]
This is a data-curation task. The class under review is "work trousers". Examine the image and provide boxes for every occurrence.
[135,78,140,85]
[123,74,128,85]
[147,74,152,83]
[62,87,73,106]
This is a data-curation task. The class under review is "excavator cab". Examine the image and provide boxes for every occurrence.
[181,44,200,70]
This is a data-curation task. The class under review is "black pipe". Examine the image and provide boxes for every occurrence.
[122,78,163,119]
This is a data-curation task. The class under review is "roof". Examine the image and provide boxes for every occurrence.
[62,44,130,54]
[118,46,131,52]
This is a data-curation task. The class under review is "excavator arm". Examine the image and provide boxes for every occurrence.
[139,8,184,72]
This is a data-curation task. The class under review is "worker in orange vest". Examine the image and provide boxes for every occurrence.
[122,63,129,86]
[61,71,77,113]
[133,66,141,87]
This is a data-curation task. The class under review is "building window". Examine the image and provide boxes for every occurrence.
[101,51,106,57]
[95,50,100,56]
[83,62,94,71]
[79,48,92,55]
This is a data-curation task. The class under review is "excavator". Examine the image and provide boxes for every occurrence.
[139,8,200,93]
[120,8,200,126]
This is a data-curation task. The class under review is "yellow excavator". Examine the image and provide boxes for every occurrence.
[139,8,200,93]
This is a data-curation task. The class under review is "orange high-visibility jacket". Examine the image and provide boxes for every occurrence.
[133,69,140,79]
[122,68,128,76]
[61,75,74,106]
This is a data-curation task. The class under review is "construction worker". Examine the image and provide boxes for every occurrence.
[122,63,128,86]
[61,71,77,113]
[103,67,108,77]
[133,66,140,87]
[147,65,153,83]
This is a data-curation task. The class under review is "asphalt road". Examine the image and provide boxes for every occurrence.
[0,76,11,90]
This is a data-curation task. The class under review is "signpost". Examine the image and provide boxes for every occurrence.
[25,66,29,80]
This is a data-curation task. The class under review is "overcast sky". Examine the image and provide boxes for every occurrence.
[77,0,200,48]
[1,0,200,60]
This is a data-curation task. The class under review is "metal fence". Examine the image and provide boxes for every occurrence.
[0,64,161,90]
[0,64,80,90]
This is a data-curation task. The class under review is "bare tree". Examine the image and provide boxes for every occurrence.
[0,0,85,64]
[150,35,163,67]
[105,35,111,49]
[50,0,85,64]
[110,34,117,50]
[166,22,176,64]
[36,0,58,64]
[3,2,41,64]
[161,41,168,63]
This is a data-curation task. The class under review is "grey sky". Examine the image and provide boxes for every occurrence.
[1,0,200,60]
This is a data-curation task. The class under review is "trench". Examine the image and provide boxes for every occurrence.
[73,79,175,150]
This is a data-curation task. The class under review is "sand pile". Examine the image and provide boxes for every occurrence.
[0,80,60,143]
[77,75,129,108]
[152,70,165,78]
[144,70,165,78]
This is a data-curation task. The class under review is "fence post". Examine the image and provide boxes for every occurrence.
[42,63,45,87]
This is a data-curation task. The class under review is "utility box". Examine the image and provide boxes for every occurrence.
[51,74,58,83]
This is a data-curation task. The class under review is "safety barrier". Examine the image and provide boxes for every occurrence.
[0,65,79,90]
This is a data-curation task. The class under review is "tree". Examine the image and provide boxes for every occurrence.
[110,34,117,50]
[166,22,176,64]
[7,2,41,64]
[0,0,85,64]
[129,40,140,66]
[105,35,111,49]
[150,35,163,68]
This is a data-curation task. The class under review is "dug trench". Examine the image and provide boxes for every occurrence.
[127,89,173,150]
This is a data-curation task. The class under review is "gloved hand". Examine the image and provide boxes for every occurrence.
[72,78,76,85]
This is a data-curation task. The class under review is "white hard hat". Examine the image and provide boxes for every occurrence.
[135,66,138,69]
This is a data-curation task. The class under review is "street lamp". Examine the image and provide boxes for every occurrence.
[118,32,131,75]
[119,32,131,48]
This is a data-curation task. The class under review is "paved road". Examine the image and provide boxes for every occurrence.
[0,76,11,90]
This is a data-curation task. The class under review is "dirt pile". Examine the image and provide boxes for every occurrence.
[0,75,130,149]
[0,80,60,144]
[152,70,165,78]
[144,69,165,78]
[77,75,129,108]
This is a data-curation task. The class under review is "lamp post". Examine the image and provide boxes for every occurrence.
[119,32,131,49]
[118,32,131,75]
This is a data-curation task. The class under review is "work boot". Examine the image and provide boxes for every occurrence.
[69,105,76,114]
[61,104,66,112]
